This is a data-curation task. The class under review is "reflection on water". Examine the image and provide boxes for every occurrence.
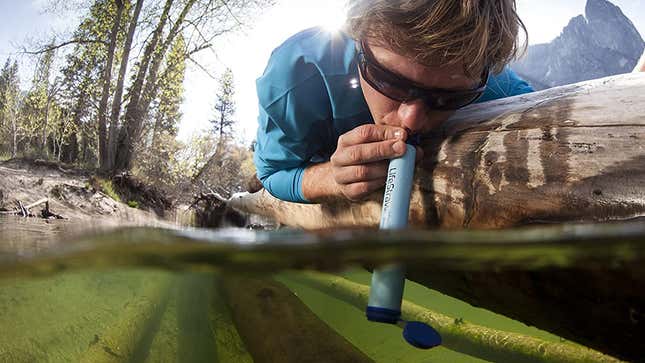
[2,220,645,277]
[0,220,642,362]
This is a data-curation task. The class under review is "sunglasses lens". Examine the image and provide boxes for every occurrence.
[362,62,413,102]
[427,92,482,110]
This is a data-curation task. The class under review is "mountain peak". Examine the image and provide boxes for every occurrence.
[585,0,621,22]
[512,0,644,90]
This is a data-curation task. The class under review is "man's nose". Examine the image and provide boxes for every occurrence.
[397,99,428,133]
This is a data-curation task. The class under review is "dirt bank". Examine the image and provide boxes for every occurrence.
[0,159,175,249]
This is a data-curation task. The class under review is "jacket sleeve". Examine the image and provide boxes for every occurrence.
[253,53,332,203]
[477,67,534,103]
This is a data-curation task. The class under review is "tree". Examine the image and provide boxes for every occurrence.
[132,34,187,192]
[21,0,274,171]
[107,0,144,169]
[192,68,237,187]
[113,0,191,172]
[0,59,21,157]
[210,68,235,144]
[20,43,56,157]
[192,69,255,196]
[98,0,126,170]
[57,0,124,165]
[151,34,186,144]
[113,0,274,172]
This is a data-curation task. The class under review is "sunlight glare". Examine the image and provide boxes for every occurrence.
[320,2,347,33]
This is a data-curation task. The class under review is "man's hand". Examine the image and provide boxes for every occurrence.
[302,124,422,202]
[331,124,409,200]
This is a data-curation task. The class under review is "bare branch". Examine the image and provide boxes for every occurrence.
[220,0,244,28]
[22,39,108,55]
[187,56,217,79]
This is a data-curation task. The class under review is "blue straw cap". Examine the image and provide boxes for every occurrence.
[402,321,442,349]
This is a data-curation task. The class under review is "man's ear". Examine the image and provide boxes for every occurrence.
[634,50,645,73]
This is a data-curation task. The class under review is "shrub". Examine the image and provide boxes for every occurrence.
[127,200,139,209]
[98,179,121,202]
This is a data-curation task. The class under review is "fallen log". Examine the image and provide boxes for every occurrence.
[229,73,645,229]
[285,271,622,363]
[79,275,173,363]
[220,275,374,363]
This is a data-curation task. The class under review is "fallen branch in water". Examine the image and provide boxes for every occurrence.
[0,198,65,219]
[24,198,49,210]
[284,271,623,363]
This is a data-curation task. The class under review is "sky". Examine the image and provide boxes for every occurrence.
[1,0,644,145]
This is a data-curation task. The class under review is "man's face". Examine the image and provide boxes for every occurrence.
[359,39,482,134]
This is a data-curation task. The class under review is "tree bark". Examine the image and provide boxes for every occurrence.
[112,0,172,173]
[107,0,145,171]
[40,96,50,158]
[230,73,645,229]
[98,0,125,171]
[10,114,17,158]
[113,0,197,172]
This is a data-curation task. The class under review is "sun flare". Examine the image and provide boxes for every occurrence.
[319,2,347,33]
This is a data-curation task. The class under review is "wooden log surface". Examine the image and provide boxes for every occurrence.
[220,275,374,363]
[285,272,622,363]
[229,73,645,229]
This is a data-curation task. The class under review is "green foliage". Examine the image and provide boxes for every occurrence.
[0,0,274,182]
[98,179,121,202]
[133,34,189,193]
[0,58,20,157]
[56,0,130,166]
[132,131,186,194]
[191,134,257,197]
[0,151,12,161]
[152,34,187,138]
[127,200,139,208]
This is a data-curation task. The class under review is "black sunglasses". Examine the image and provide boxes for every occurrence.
[357,40,488,110]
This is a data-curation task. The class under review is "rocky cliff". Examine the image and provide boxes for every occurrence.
[512,0,644,90]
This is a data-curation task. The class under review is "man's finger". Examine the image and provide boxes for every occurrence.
[334,161,389,184]
[343,179,386,201]
[332,139,406,166]
[338,124,407,147]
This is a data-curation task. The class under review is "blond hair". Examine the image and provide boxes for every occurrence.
[345,0,527,76]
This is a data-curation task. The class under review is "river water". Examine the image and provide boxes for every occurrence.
[0,218,643,362]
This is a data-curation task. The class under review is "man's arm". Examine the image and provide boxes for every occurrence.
[634,50,645,73]
[302,162,338,201]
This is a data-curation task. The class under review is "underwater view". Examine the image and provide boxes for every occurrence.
[1,219,643,362]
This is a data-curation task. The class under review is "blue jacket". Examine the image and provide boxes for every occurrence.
[254,27,533,203]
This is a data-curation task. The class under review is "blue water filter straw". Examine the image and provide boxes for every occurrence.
[365,135,442,349]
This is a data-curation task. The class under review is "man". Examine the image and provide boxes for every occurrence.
[254,0,533,203]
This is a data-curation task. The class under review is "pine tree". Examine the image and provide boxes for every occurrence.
[210,68,236,144]
[192,68,247,196]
